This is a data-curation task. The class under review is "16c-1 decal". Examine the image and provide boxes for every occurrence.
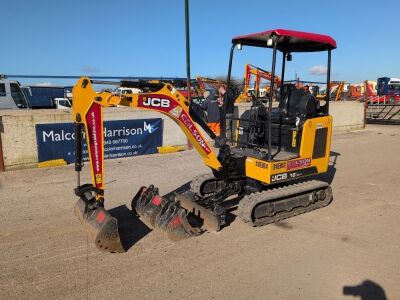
[270,167,317,183]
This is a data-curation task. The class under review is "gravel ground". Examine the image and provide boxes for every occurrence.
[0,124,399,299]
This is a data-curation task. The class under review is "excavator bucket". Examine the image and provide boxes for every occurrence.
[132,185,204,240]
[74,185,125,253]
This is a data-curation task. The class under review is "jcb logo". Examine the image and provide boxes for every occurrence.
[271,173,287,182]
[142,97,170,108]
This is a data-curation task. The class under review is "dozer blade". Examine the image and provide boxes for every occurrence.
[74,190,125,253]
[176,193,220,232]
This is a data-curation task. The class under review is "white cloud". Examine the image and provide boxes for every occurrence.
[34,82,53,86]
[81,65,100,73]
[309,65,327,76]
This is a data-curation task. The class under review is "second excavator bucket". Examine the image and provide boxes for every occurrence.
[74,185,125,253]
[132,185,203,241]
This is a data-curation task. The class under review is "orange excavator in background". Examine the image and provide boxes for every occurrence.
[364,80,377,97]
[236,64,281,102]
[348,83,364,99]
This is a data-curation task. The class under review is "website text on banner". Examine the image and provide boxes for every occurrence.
[35,118,163,163]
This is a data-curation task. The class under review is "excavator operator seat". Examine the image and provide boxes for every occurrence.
[277,89,319,125]
[237,88,320,154]
[296,92,320,120]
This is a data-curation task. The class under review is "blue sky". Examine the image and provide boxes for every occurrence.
[1,0,399,86]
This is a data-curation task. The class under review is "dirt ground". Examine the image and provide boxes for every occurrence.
[0,124,399,300]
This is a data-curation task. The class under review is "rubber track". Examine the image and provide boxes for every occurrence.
[237,180,332,227]
[190,173,216,196]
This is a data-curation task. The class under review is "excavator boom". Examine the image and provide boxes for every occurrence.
[73,78,221,172]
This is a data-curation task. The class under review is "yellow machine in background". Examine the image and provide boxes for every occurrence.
[236,64,281,103]
[316,81,345,101]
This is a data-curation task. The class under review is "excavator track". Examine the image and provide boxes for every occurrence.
[237,180,332,227]
[190,173,222,196]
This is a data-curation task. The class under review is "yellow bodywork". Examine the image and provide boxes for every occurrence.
[244,116,332,184]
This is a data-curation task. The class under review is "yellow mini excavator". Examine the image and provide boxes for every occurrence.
[72,29,336,252]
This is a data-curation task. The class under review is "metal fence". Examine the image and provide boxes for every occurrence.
[365,96,400,124]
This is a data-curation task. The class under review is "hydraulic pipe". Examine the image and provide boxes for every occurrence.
[74,122,83,186]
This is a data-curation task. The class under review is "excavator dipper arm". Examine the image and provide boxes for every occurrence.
[72,77,222,252]
[73,77,221,175]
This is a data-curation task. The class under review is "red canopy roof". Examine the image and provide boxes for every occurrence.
[232,29,336,52]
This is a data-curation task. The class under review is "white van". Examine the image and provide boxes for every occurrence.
[0,76,29,109]
[53,98,72,109]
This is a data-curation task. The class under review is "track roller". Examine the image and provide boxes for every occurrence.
[238,180,333,227]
